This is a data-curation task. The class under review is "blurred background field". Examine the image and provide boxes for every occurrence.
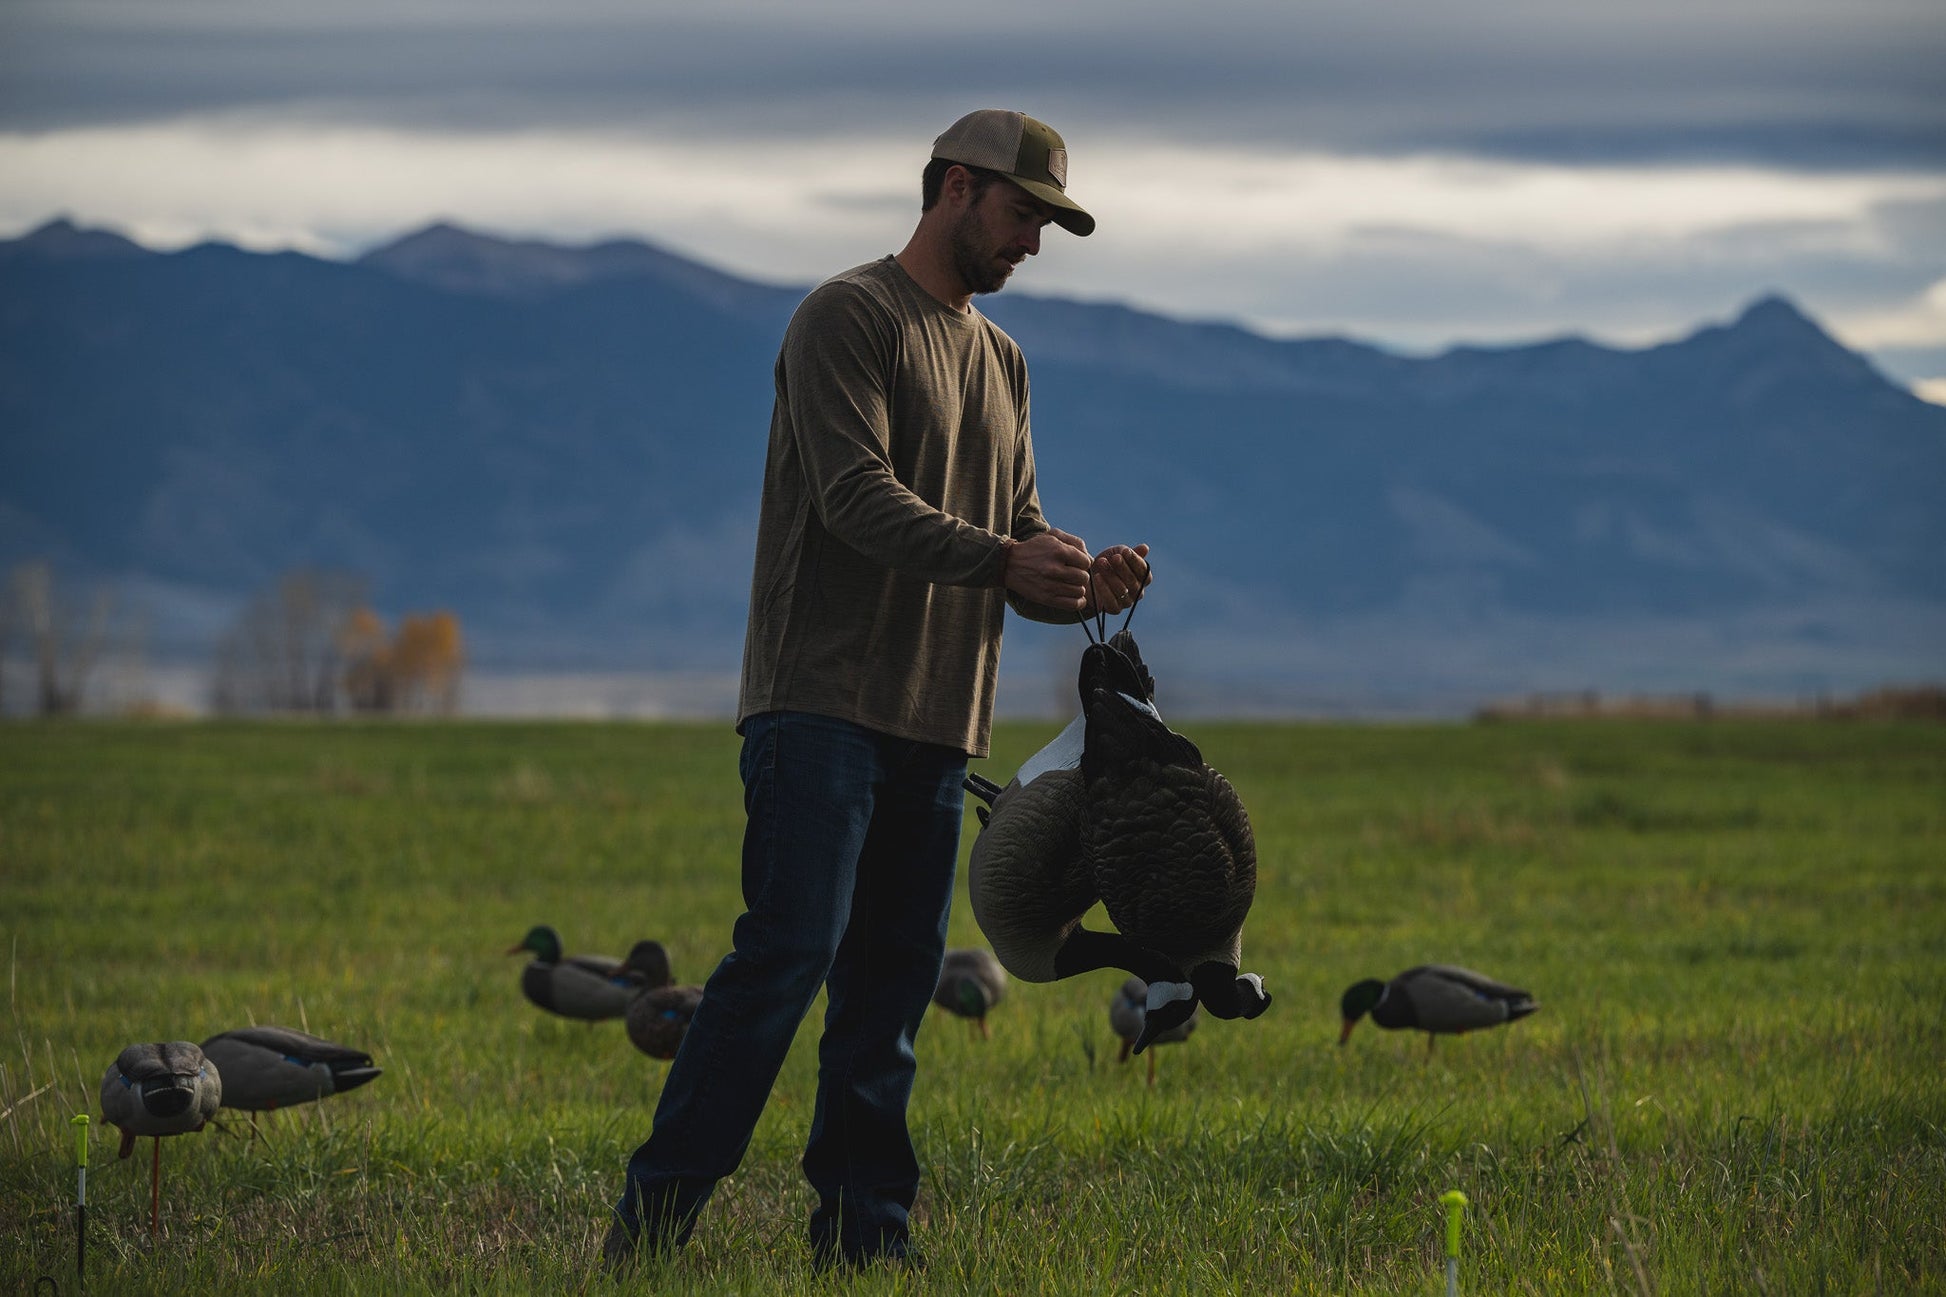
[2,717,1943,1294]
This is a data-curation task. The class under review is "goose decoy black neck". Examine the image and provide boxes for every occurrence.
[1191,962,1272,1020]
[1079,630,1155,708]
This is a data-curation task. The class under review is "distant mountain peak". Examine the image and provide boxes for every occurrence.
[1,217,151,261]
[1731,293,1823,336]
[356,220,794,315]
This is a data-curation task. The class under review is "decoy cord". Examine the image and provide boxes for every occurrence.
[1077,554,1150,647]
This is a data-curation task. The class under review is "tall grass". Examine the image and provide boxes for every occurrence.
[2,718,1942,1292]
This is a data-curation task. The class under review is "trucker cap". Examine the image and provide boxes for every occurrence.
[931,109,1095,237]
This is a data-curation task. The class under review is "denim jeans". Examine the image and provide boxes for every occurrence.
[613,710,966,1263]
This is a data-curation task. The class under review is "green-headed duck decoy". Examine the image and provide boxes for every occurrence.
[965,630,1269,1055]
[1110,975,1199,1086]
[620,940,704,1060]
[99,1041,222,1237]
[933,948,1008,1039]
[508,924,644,1022]
[1340,965,1539,1053]
[199,1025,382,1118]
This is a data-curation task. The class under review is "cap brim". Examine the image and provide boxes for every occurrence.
[1010,176,1095,237]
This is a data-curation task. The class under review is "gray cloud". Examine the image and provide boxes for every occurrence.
[3,1,1942,168]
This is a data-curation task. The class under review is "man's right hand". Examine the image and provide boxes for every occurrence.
[1002,531,1093,610]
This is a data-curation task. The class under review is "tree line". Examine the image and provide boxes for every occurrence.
[3,563,463,717]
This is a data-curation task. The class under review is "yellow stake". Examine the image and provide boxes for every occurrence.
[1440,1189,1469,1297]
[73,1113,90,1282]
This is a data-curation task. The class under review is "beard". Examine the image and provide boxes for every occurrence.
[949,205,1018,296]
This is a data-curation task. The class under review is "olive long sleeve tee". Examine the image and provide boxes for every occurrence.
[737,256,1074,757]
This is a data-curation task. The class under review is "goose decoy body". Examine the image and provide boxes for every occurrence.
[99,1041,223,1237]
[1110,976,1199,1086]
[933,948,1008,1039]
[965,630,1269,1054]
[199,1025,382,1112]
[620,940,705,1060]
[509,924,644,1021]
[1339,965,1539,1053]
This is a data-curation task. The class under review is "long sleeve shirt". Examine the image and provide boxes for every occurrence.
[737,256,1073,756]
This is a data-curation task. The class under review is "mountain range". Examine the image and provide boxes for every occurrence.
[3,217,1941,715]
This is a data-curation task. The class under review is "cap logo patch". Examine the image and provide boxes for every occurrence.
[1045,148,1068,189]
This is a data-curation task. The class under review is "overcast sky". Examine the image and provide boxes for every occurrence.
[4,0,1943,396]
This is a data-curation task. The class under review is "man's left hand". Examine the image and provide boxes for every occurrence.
[1084,543,1152,616]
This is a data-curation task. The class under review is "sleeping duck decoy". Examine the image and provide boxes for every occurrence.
[199,1025,382,1120]
[1339,965,1539,1053]
[99,1041,222,1237]
[621,940,705,1061]
[965,629,1269,1055]
[933,948,1008,1039]
[1110,976,1199,1086]
[509,924,644,1022]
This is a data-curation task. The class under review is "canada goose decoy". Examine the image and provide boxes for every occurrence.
[508,925,644,1022]
[1339,965,1539,1053]
[1110,976,1199,1086]
[965,629,1270,1055]
[933,948,1008,1039]
[199,1026,382,1124]
[99,1041,222,1238]
[620,940,705,1061]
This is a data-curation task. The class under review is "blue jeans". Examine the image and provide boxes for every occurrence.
[613,710,966,1263]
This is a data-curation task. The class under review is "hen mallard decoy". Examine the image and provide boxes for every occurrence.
[99,1041,223,1237]
[965,629,1269,1054]
[1339,965,1539,1053]
[199,1025,382,1118]
[508,924,644,1022]
[1109,976,1199,1086]
[933,948,1008,1039]
[620,940,705,1060]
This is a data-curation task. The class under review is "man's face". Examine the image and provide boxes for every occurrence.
[949,177,1053,296]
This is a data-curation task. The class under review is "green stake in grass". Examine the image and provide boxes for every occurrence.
[1440,1189,1469,1297]
[73,1112,90,1285]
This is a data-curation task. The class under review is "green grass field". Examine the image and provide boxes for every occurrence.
[2,718,1942,1294]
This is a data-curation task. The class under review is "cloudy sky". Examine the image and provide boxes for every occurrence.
[4,0,1944,397]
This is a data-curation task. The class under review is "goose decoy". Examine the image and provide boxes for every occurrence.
[965,629,1270,1055]
[620,940,705,1061]
[1339,965,1539,1053]
[933,948,1007,1039]
[99,1041,222,1237]
[1110,976,1199,1086]
[508,925,644,1022]
[199,1025,382,1122]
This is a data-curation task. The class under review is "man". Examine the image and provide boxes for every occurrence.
[604,108,1153,1271]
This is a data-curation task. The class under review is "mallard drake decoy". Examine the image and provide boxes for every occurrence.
[933,948,1007,1039]
[199,1025,382,1114]
[620,940,705,1061]
[1110,976,1199,1086]
[508,924,644,1022]
[1339,965,1539,1053]
[965,630,1269,1054]
[99,1041,223,1237]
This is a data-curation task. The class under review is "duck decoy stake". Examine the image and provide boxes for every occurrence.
[99,1041,222,1238]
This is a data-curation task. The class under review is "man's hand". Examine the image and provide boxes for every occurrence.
[1084,543,1152,616]
[1002,531,1093,610]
